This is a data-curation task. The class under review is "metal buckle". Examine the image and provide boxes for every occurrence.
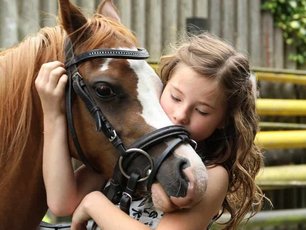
[109,130,117,142]
[190,139,198,150]
[118,148,154,182]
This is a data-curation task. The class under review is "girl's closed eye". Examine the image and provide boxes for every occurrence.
[196,108,209,115]
[171,94,181,102]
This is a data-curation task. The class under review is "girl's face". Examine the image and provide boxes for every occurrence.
[160,63,227,142]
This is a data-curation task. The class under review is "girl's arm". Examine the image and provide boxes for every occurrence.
[35,61,104,216]
[71,191,150,230]
[71,165,228,230]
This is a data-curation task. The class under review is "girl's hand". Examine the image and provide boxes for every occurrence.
[71,203,90,230]
[71,192,99,230]
[35,61,68,119]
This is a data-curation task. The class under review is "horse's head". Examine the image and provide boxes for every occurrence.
[59,0,207,211]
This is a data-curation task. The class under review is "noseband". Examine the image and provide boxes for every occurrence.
[64,38,196,215]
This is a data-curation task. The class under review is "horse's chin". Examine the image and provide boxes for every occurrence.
[151,180,204,213]
[150,161,207,212]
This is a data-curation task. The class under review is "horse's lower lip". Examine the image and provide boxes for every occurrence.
[169,181,198,208]
[166,167,207,208]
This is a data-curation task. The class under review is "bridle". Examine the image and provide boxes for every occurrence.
[64,38,197,216]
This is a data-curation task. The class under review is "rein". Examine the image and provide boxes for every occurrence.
[64,38,196,218]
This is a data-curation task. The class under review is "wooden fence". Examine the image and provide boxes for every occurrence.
[0,0,302,70]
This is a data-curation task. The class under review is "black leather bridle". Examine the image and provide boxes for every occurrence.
[64,38,197,217]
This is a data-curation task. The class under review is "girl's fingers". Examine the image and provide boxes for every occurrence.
[48,66,67,89]
[56,74,68,95]
[35,61,67,97]
[36,61,63,83]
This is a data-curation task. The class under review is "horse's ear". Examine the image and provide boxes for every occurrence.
[58,0,88,39]
[96,0,121,23]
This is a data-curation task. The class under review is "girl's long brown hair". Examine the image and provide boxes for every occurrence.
[158,32,265,229]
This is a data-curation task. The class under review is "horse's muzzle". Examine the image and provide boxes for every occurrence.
[153,144,208,211]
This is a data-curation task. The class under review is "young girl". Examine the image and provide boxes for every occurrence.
[35,33,264,230]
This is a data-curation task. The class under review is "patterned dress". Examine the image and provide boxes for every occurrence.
[129,196,164,229]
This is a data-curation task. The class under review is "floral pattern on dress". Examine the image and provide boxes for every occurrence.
[130,196,164,229]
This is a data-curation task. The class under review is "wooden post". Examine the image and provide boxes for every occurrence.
[194,0,208,18]
[261,12,274,67]
[146,0,162,62]
[115,0,132,29]
[223,0,235,45]
[274,28,285,69]
[236,0,248,54]
[178,0,193,36]
[131,0,146,47]
[162,1,178,54]
[250,0,261,67]
[40,0,57,27]
[209,0,221,37]
[0,0,19,48]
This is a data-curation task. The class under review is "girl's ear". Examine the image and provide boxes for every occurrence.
[96,0,121,23]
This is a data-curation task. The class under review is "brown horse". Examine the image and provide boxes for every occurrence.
[0,0,207,229]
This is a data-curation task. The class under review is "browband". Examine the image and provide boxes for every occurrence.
[66,48,149,67]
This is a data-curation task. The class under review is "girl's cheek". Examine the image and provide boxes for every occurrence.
[160,95,168,112]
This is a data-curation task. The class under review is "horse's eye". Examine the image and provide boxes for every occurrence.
[94,83,116,99]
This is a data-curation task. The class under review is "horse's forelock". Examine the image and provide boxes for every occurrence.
[75,15,138,52]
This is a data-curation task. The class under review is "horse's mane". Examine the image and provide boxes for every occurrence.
[0,13,137,168]
[0,25,65,168]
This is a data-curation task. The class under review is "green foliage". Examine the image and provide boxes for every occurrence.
[262,0,306,65]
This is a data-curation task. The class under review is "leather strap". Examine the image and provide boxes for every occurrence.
[130,125,192,150]
[66,48,149,68]
[146,137,187,191]
[119,172,140,214]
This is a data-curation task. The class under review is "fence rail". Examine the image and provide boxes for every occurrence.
[211,208,306,229]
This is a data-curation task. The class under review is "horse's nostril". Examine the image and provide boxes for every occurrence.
[168,159,190,197]
[156,156,192,197]
[178,159,189,180]
[180,159,189,170]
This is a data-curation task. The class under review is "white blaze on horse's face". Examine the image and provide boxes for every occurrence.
[100,58,112,71]
[128,59,173,128]
[100,47,171,128]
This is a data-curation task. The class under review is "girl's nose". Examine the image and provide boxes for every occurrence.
[173,107,189,125]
